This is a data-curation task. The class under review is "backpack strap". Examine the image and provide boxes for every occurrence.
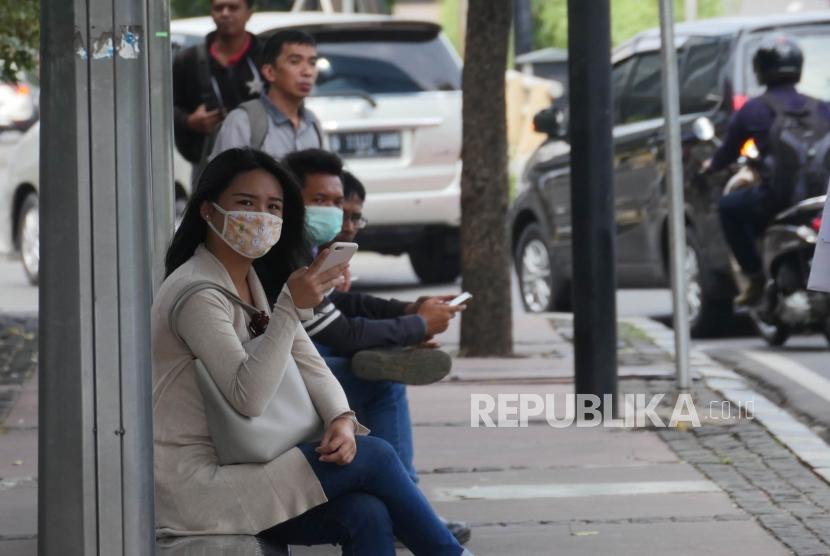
[241,98,270,150]
[761,91,812,118]
[194,44,217,108]
[240,98,323,150]
[310,116,324,148]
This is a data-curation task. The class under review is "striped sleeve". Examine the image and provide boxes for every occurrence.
[302,297,343,338]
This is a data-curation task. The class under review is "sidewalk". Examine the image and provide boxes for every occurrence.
[2,310,828,555]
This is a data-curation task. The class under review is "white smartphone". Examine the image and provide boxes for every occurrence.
[318,242,358,273]
[448,292,473,306]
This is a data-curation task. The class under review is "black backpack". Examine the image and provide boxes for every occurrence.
[761,93,830,206]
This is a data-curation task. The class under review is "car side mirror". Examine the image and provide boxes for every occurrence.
[533,106,566,138]
[692,117,715,142]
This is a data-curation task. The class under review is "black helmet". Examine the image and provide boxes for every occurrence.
[752,35,803,86]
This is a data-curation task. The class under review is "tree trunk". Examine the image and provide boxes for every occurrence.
[459,0,513,357]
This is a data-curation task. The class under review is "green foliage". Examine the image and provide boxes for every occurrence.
[531,0,723,50]
[441,0,723,60]
[0,0,39,82]
[170,0,294,19]
[440,0,463,55]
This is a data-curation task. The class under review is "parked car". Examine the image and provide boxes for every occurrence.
[509,12,830,336]
[0,122,193,284]
[172,12,463,283]
[0,71,38,132]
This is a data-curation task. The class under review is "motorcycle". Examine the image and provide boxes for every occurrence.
[692,117,830,346]
[751,193,830,346]
[727,137,830,346]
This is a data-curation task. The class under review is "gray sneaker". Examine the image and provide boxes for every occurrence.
[350,347,451,385]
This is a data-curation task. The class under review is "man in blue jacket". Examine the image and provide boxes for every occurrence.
[707,35,830,306]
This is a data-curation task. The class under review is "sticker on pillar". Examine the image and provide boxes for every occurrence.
[119,26,142,59]
[92,33,115,60]
[75,30,88,61]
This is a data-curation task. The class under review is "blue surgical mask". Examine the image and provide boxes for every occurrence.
[305,205,344,246]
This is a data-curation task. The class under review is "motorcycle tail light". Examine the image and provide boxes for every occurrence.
[812,216,822,232]
[739,138,759,159]
[733,94,748,111]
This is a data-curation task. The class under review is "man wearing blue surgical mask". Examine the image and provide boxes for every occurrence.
[262,149,472,546]
[302,176,344,246]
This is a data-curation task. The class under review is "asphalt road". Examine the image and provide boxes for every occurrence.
[348,253,830,448]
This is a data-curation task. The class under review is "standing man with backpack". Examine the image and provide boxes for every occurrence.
[210,30,323,159]
[705,35,830,306]
[173,0,264,181]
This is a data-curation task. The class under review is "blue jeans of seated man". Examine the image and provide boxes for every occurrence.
[718,185,779,275]
[258,436,462,556]
[315,343,417,483]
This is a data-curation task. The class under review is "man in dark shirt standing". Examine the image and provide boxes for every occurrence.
[172,0,263,177]
[706,35,830,306]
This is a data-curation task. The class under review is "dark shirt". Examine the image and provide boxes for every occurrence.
[172,32,263,164]
[302,291,427,357]
[710,84,830,172]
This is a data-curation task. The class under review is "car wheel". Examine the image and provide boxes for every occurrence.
[409,244,460,284]
[685,227,733,338]
[17,193,39,286]
[515,222,571,312]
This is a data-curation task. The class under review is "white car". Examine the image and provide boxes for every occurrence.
[173,12,463,283]
[0,73,38,132]
[2,11,463,285]
[0,122,192,284]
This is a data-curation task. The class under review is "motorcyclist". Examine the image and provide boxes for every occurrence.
[704,35,830,306]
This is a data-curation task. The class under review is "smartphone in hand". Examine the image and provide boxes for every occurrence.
[448,292,472,306]
[318,242,359,273]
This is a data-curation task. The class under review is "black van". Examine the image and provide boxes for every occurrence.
[509,12,830,336]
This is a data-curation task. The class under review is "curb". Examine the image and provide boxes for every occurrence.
[624,315,830,486]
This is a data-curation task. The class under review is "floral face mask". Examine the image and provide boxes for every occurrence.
[207,203,283,259]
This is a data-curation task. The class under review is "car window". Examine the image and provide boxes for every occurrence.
[314,32,460,95]
[612,57,635,125]
[621,52,662,124]
[744,28,830,101]
[679,38,723,114]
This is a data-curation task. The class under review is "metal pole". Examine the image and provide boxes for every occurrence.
[40,0,163,553]
[513,0,534,57]
[685,0,698,21]
[659,0,692,391]
[567,0,618,415]
[149,0,175,290]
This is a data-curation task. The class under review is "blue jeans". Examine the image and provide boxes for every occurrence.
[258,436,462,556]
[718,186,778,275]
[315,344,418,483]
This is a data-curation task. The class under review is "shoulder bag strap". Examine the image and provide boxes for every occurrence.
[153,281,259,408]
[168,280,260,341]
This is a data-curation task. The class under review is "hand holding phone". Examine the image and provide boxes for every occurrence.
[317,242,358,273]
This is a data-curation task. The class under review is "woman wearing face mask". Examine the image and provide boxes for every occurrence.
[152,148,469,555]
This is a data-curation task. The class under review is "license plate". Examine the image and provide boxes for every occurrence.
[329,131,402,158]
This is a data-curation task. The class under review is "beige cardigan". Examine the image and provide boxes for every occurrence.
[152,245,365,536]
